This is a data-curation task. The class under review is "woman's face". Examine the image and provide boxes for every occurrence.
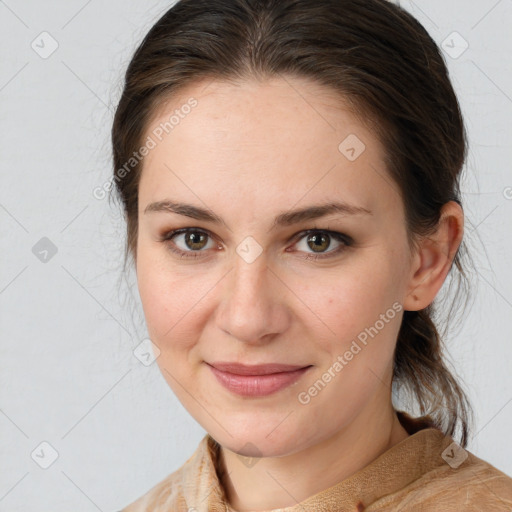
[135,76,415,457]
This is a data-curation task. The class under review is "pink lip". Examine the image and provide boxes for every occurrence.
[207,362,312,397]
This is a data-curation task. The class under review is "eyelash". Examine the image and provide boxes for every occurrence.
[158,228,353,261]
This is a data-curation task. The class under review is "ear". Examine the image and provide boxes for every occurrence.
[403,201,464,311]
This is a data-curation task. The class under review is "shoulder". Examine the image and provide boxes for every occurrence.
[388,413,512,510]
[120,472,183,512]
[119,435,214,512]
[119,463,188,512]
[376,449,512,511]
[430,453,512,508]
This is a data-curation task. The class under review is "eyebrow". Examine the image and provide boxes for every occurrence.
[143,199,372,229]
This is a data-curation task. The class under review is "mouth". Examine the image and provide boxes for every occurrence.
[206,361,313,397]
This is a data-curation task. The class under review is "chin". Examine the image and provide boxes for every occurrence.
[207,420,309,459]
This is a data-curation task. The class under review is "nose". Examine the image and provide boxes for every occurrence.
[215,252,291,346]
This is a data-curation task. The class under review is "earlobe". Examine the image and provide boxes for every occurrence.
[403,201,464,312]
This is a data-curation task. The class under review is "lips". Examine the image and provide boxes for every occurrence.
[206,361,312,396]
[208,362,310,376]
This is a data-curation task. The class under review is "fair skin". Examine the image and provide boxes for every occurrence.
[134,76,463,511]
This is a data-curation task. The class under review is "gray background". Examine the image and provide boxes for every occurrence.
[1,0,511,510]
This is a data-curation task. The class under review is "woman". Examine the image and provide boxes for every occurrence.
[112,0,512,510]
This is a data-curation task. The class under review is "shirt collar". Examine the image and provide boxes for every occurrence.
[180,411,456,511]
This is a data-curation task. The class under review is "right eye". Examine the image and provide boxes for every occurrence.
[159,228,218,258]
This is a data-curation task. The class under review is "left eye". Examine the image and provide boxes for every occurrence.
[291,230,352,259]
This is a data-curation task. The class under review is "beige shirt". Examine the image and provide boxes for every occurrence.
[121,411,512,511]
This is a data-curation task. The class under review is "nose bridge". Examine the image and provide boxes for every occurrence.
[217,240,284,343]
[229,242,269,303]
[227,231,266,285]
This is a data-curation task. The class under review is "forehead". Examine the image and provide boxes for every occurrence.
[139,76,397,216]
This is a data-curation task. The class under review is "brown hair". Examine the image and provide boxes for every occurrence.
[111,0,474,446]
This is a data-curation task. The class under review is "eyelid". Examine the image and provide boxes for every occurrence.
[160,227,219,253]
[289,229,352,259]
[289,228,352,245]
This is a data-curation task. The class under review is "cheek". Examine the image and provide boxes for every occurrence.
[291,262,403,416]
[292,259,401,339]
[136,252,205,349]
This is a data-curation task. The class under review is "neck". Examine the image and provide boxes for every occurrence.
[217,400,410,511]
